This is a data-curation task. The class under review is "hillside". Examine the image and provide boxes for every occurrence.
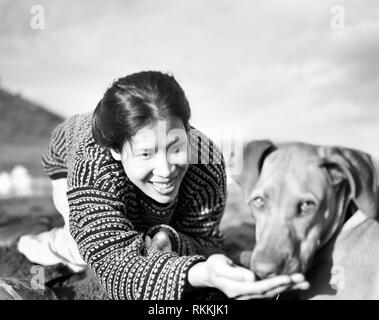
[0,88,64,176]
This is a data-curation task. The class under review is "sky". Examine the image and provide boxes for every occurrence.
[1,0,379,158]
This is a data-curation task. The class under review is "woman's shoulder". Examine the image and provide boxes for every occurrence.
[67,144,131,195]
[52,112,93,152]
[188,126,225,169]
[182,127,226,192]
[62,113,130,193]
[63,112,99,164]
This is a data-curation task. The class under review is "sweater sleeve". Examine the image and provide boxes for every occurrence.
[41,122,68,180]
[67,179,205,300]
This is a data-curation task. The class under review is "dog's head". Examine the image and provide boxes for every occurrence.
[233,140,378,279]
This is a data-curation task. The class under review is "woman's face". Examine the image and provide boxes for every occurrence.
[111,117,190,204]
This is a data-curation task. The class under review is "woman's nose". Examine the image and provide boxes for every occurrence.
[153,153,175,178]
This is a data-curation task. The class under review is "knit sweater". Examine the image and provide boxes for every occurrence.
[41,112,227,300]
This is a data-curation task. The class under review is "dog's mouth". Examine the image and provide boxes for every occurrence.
[251,253,304,279]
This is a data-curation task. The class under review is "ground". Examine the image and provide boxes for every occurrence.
[0,196,108,299]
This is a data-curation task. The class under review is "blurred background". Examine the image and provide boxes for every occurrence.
[1,0,379,181]
[0,0,378,299]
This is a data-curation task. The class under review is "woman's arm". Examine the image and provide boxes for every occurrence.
[67,184,205,300]
[41,122,69,180]
[187,254,310,299]
[156,160,227,257]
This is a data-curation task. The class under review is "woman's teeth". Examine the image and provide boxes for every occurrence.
[152,179,175,191]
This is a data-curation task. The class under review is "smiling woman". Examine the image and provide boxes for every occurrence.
[16,71,307,300]
[92,78,191,204]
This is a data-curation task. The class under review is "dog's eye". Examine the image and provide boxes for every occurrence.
[299,201,316,215]
[252,197,265,209]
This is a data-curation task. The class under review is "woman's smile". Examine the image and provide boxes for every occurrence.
[150,176,177,195]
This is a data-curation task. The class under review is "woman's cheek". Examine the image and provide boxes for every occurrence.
[168,150,188,167]
[123,159,152,181]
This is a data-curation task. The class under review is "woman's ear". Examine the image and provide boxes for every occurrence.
[110,148,122,161]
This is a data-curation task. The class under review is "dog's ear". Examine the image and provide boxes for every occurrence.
[232,140,276,200]
[319,146,379,219]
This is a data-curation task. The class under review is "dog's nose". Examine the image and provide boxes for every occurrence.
[252,258,283,279]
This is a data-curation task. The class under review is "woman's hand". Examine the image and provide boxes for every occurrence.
[145,231,172,252]
[188,254,310,300]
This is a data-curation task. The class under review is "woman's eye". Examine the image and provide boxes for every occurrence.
[139,150,152,157]
[252,197,265,209]
[299,201,316,215]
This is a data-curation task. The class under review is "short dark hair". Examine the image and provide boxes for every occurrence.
[92,71,191,152]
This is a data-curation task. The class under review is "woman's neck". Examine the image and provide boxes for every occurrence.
[135,186,177,209]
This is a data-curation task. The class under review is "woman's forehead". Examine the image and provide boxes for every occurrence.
[128,118,187,148]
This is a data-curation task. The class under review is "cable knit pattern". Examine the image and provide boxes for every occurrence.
[41,112,227,300]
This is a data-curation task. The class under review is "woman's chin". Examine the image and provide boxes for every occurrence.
[146,184,179,204]
[149,192,177,204]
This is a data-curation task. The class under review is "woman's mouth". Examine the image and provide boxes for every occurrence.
[150,177,177,194]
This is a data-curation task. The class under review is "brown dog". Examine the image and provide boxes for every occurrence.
[232,141,379,299]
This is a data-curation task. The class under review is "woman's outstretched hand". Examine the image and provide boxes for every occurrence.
[188,254,310,300]
[145,233,310,299]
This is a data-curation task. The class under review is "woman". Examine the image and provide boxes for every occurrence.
[18,71,308,299]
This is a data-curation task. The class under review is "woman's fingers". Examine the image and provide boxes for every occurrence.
[243,274,293,293]
[291,281,310,291]
[205,255,311,299]
[235,279,310,300]
[235,283,290,300]
[145,235,152,248]
[217,262,256,282]
[289,273,305,283]
[149,231,172,251]
[216,274,293,299]
[262,282,301,299]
